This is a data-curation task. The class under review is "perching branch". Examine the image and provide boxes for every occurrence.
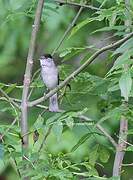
[20,0,45,154]
[54,0,100,11]
[29,32,133,107]
[28,3,84,99]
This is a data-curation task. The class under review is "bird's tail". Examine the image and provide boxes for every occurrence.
[49,93,59,112]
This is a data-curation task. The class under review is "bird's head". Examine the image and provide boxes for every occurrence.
[39,54,54,67]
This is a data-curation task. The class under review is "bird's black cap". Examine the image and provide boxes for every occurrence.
[40,54,52,59]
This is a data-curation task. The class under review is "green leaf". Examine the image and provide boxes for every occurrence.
[99,147,110,163]
[89,144,99,166]
[65,117,74,129]
[127,129,133,135]
[108,177,120,180]
[4,83,17,94]
[126,146,133,151]
[119,71,132,101]
[46,113,63,125]
[33,115,44,130]
[112,53,130,70]
[92,25,126,34]
[68,17,102,39]
[52,121,63,142]
[0,144,4,159]
[71,132,98,152]
[113,37,133,55]
[59,49,72,57]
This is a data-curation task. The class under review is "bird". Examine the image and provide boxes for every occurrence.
[39,54,59,112]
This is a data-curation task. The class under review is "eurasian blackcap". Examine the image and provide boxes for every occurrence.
[39,54,59,112]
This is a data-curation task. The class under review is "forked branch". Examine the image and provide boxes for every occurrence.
[21,0,45,154]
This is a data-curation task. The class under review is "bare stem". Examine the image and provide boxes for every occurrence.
[20,0,45,156]
[52,5,83,55]
[29,32,133,107]
[79,115,117,147]
[113,0,131,176]
[0,88,20,109]
[54,0,100,10]
[113,116,128,176]
[96,124,117,148]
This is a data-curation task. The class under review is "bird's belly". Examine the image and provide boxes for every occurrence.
[41,68,58,89]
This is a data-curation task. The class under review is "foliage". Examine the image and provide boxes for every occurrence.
[0,0,133,179]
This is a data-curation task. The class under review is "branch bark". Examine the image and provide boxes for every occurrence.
[54,0,100,10]
[29,32,133,107]
[113,116,128,176]
[112,0,131,176]
[21,0,45,155]
[96,124,117,148]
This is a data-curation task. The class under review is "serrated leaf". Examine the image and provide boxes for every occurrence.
[69,17,102,39]
[52,121,63,142]
[59,49,72,57]
[92,25,126,34]
[112,50,131,67]
[126,146,133,151]
[99,147,110,163]
[89,144,99,166]
[113,37,133,55]
[65,117,74,129]
[71,132,100,152]
[33,115,44,130]
[46,113,63,125]
[5,83,17,94]
[119,71,132,101]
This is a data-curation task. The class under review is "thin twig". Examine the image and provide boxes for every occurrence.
[54,0,100,11]
[38,125,52,153]
[12,97,48,109]
[96,124,117,147]
[122,163,133,166]
[29,32,133,107]
[116,134,133,147]
[0,88,20,109]
[79,115,117,147]
[20,0,45,156]
[1,118,18,139]
[52,4,84,55]
[28,4,83,100]
[13,157,21,178]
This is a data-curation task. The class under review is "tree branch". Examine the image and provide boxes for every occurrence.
[29,32,133,107]
[96,124,117,148]
[79,115,117,147]
[52,4,84,55]
[54,0,100,11]
[0,88,20,109]
[113,0,131,176]
[113,116,128,176]
[20,0,45,154]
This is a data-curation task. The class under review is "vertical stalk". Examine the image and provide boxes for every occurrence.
[21,0,45,155]
[113,115,128,176]
[113,0,132,176]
